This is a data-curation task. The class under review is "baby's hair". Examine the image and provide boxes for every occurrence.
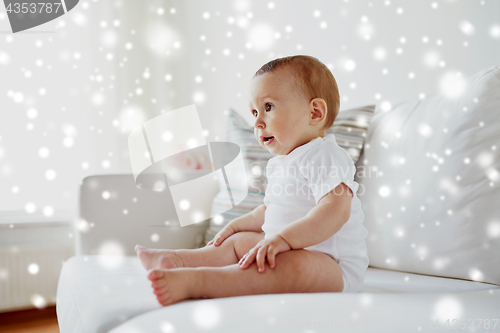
[253,55,340,131]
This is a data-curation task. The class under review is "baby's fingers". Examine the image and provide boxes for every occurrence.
[239,249,256,269]
[212,234,226,247]
[256,246,268,273]
[213,228,235,246]
[238,253,248,266]
[267,246,277,269]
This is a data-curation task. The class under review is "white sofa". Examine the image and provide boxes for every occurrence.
[57,255,499,333]
[57,66,500,332]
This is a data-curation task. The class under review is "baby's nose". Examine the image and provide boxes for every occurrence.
[254,119,265,128]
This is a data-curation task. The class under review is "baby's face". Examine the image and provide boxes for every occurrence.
[249,69,314,155]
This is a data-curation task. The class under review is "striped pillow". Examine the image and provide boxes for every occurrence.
[330,105,375,162]
[203,105,375,246]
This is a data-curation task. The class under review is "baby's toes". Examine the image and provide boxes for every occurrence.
[153,285,167,297]
[147,269,165,281]
[151,278,167,290]
[152,284,172,305]
[156,290,174,306]
[157,295,172,306]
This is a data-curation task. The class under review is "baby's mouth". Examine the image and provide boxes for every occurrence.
[263,136,275,146]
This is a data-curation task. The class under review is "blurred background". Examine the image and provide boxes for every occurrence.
[0,0,499,326]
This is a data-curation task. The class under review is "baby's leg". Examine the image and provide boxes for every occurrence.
[135,231,264,270]
[148,249,344,306]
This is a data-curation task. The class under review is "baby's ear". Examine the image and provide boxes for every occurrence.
[309,98,327,123]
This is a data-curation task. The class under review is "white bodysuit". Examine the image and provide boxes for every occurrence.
[262,134,369,293]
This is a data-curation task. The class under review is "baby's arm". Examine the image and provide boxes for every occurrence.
[279,183,353,249]
[231,203,267,233]
[206,204,266,247]
[239,183,352,272]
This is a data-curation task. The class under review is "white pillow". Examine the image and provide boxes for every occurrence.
[356,65,500,285]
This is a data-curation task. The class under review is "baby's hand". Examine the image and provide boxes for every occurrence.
[238,234,291,273]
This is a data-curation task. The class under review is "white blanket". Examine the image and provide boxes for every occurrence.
[57,255,500,333]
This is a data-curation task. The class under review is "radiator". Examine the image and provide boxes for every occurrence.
[0,245,74,312]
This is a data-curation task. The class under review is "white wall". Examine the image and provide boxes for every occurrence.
[0,0,499,218]
[0,1,182,218]
[175,0,500,131]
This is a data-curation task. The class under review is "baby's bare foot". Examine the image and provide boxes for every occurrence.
[135,245,184,271]
[147,269,196,306]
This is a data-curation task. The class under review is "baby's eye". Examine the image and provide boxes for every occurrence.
[265,103,274,112]
[251,110,258,117]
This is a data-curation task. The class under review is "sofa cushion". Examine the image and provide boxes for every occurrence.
[204,105,375,244]
[357,65,500,285]
[111,288,500,333]
[57,255,500,333]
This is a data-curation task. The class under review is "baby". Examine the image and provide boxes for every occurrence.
[135,55,369,306]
